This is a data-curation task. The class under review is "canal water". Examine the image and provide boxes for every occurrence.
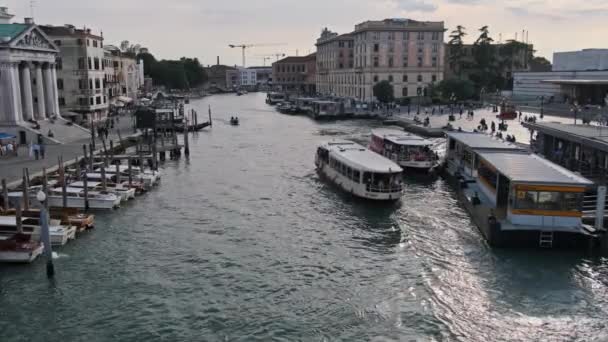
[1,93,607,341]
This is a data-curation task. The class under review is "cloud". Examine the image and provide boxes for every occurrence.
[393,0,438,12]
[506,6,566,21]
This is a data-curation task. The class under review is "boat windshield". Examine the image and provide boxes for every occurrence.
[362,172,403,193]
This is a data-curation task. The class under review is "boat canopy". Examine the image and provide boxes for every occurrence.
[70,181,102,188]
[372,129,433,146]
[447,132,523,151]
[323,140,403,173]
[478,152,593,187]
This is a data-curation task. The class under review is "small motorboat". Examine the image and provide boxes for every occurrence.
[0,233,43,263]
[230,117,240,126]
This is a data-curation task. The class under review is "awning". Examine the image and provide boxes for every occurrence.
[0,133,16,140]
[117,96,133,103]
[541,79,608,85]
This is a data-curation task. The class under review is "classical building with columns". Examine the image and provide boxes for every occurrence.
[0,7,60,125]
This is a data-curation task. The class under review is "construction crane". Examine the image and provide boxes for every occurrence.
[228,43,286,67]
[254,53,287,66]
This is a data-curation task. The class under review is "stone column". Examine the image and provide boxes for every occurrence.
[50,64,61,118]
[35,63,46,119]
[20,63,34,121]
[0,62,24,124]
[43,64,55,117]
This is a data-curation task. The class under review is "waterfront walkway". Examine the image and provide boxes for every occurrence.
[0,115,136,185]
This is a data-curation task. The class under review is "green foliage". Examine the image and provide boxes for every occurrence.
[530,56,552,72]
[436,79,476,101]
[373,81,395,103]
[448,25,467,78]
[136,52,208,90]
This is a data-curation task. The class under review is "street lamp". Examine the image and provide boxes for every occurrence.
[36,190,54,278]
[538,95,545,119]
[450,93,456,115]
[571,102,580,125]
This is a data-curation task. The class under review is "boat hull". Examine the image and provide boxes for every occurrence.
[0,244,43,263]
[47,196,119,210]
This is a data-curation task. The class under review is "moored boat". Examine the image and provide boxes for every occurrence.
[0,233,43,263]
[0,216,76,246]
[315,140,404,200]
[369,129,439,171]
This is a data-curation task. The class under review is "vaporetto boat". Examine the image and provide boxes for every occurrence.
[369,129,438,171]
[315,140,404,200]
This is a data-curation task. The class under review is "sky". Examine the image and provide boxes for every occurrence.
[4,0,607,67]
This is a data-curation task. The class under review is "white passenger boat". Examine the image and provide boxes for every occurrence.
[369,129,438,171]
[0,234,43,263]
[266,92,286,105]
[101,166,161,188]
[69,181,136,201]
[0,216,76,246]
[8,187,121,210]
[315,140,404,200]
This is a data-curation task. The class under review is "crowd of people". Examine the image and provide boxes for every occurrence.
[0,140,18,157]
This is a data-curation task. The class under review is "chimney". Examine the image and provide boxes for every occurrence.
[0,6,14,25]
[217,56,220,65]
[24,17,34,24]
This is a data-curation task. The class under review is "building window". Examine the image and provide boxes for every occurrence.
[78,79,86,90]
[93,40,98,48]
[56,58,63,70]
[432,75,437,82]
[402,87,408,97]
[432,56,437,67]
[79,98,87,106]
[388,56,394,67]
[388,43,394,53]
[94,58,100,70]
[59,97,66,106]
[78,57,85,70]
[87,39,90,46]
[89,79,93,90]
[373,56,379,67]
[403,32,409,40]
[89,97,94,105]
[373,43,379,52]
[417,75,423,82]
[432,32,440,41]
[373,75,379,82]
[418,57,423,67]
[104,96,107,104]
[432,43,439,53]
[53,39,61,46]
[95,78,101,89]
[77,38,83,45]
[338,41,344,48]
[88,57,92,70]
[57,78,64,90]
[388,75,393,82]
[96,96,101,105]
[417,32,424,41]
[388,32,395,40]
[403,74,408,82]
[373,32,380,40]
[403,57,408,67]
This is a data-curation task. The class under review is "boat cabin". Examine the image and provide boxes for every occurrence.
[370,129,436,167]
[316,140,403,199]
[312,101,341,118]
[294,97,316,113]
[473,152,592,232]
[266,92,286,105]
[446,132,524,178]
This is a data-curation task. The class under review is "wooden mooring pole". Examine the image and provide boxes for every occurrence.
[40,168,54,279]
[83,171,90,211]
[184,117,190,157]
[2,179,8,212]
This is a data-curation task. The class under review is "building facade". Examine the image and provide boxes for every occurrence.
[513,70,608,104]
[204,64,237,92]
[272,53,316,95]
[248,66,272,86]
[0,8,60,125]
[40,24,109,123]
[316,30,353,97]
[238,67,257,88]
[315,19,445,101]
[103,45,141,104]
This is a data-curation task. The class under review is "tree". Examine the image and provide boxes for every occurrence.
[373,81,394,103]
[181,57,208,87]
[448,25,467,78]
[135,51,207,90]
[471,26,498,92]
[437,79,476,101]
[530,56,552,72]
